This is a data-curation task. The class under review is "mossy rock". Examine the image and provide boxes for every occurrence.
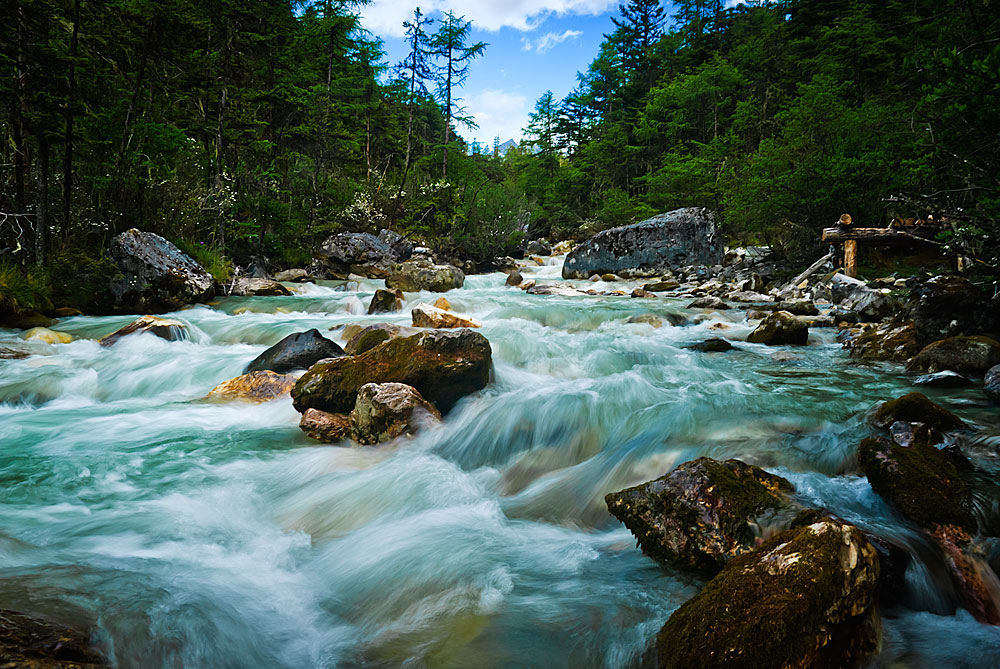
[605,458,794,574]
[292,329,492,415]
[906,335,1000,376]
[841,321,920,363]
[746,310,808,346]
[0,608,107,667]
[343,323,418,355]
[868,392,966,431]
[858,436,974,532]
[653,518,881,669]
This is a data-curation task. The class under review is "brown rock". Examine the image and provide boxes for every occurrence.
[204,371,297,403]
[411,303,481,329]
[746,311,808,346]
[433,296,451,311]
[505,271,523,287]
[367,288,404,314]
[868,392,966,431]
[350,382,442,445]
[906,335,1000,376]
[299,408,352,443]
[99,315,186,346]
[229,277,292,297]
[0,608,106,667]
[841,321,920,362]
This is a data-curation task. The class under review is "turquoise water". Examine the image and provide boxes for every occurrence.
[2,259,1000,667]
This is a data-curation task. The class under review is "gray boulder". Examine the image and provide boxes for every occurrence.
[830,273,900,321]
[109,229,215,312]
[906,275,1000,347]
[562,208,722,279]
[229,277,292,297]
[386,259,465,292]
[350,382,442,445]
[378,229,413,261]
[316,232,396,278]
[245,329,345,374]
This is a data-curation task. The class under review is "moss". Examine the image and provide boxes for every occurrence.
[655,519,880,669]
[906,335,1000,376]
[868,392,966,431]
[858,437,975,531]
[353,328,390,355]
[843,321,920,362]
[746,311,808,345]
[605,458,793,574]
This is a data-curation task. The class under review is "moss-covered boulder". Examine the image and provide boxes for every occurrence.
[385,259,464,292]
[99,315,186,346]
[299,408,352,443]
[368,288,403,314]
[292,329,492,415]
[906,274,1000,347]
[858,436,974,531]
[0,608,107,667]
[867,392,966,431]
[653,517,880,669]
[245,329,345,374]
[605,458,794,574]
[204,371,297,403]
[343,323,419,355]
[350,382,442,445]
[839,321,920,363]
[906,335,1000,376]
[746,310,808,345]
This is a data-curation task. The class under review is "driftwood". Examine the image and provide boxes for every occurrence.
[821,227,937,245]
[784,251,833,290]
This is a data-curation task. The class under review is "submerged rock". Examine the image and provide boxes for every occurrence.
[906,335,1000,376]
[245,329,345,374]
[292,329,492,415]
[0,608,107,667]
[868,392,966,431]
[562,208,722,279]
[368,288,403,315]
[986,365,1000,404]
[746,311,808,346]
[913,371,972,388]
[99,315,186,347]
[109,228,215,312]
[344,323,419,355]
[229,277,292,297]
[385,259,465,293]
[687,296,730,310]
[204,371,297,403]
[841,321,920,363]
[0,347,31,360]
[23,327,74,345]
[299,408,352,443]
[505,270,523,287]
[685,338,733,353]
[652,518,880,669]
[350,382,442,445]
[411,303,481,329]
[605,457,794,574]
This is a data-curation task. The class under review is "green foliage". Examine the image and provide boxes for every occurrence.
[175,241,234,284]
[0,261,53,315]
[46,249,120,312]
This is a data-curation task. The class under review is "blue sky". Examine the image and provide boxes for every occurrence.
[360,1,623,147]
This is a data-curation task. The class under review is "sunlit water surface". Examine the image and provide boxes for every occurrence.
[2,259,1000,667]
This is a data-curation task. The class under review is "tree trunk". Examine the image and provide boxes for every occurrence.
[35,137,49,266]
[12,0,28,213]
[61,0,82,246]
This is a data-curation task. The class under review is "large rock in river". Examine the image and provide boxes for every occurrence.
[315,232,396,278]
[746,311,808,345]
[867,391,966,431]
[906,275,1000,347]
[292,329,492,415]
[229,277,292,297]
[652,517,881,669]
[605,457,795,574]
[0,608,107,667]
[986,365,1000,404]
[99,315,187,346]
[350,382,442,445]
[906,335,1000,376]
[385,259,465,292]
[245,329,345,374]
[204,371,297,403]
[562,208,722,279]
[411,303,481,329]
[109,228,215,312]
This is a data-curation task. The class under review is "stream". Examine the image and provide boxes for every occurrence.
[2,258,1000,667]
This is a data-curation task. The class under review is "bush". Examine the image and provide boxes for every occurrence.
[0,260,53,315]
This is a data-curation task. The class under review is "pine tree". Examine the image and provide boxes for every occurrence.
[430,11,485,178]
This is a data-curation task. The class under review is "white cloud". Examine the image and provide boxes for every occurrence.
[521,29,583,54]
[459,88,530,146]
[361,0,614,37]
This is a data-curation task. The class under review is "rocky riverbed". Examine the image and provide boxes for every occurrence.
[1,245,999,667]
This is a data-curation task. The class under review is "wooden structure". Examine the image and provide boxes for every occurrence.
[821,213,938,277]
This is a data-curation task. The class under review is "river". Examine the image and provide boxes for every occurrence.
[2,258,1000,667]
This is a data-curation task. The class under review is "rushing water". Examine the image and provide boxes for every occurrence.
[2,258,1000,668]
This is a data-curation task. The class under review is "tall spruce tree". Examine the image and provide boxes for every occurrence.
[430,11,485,178]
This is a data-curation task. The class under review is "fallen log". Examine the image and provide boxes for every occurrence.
[784,251,833,290]
[821,227,938,245]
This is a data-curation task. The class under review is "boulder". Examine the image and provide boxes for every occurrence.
[526,283,590,297]
[841,321,920,362]
[245,329,345,374]
[906,275,1000,347]
[686,338,733,353]
[906,335,1000,376]
[858,435,973,531]
[687,296,730,310]
[349,382,442,445]
[505,270,523,287]
[204,371,297,403]
[746,311,808,346]
[605,457,794,574]
[315,232,396,278]
[986,365,1000,404]
[23,327,73,344]
[53,307,82,317]
[643,280,680,292]
[377,229,413,261]
[368,288,403,315]
[652,518,880,669]
[99,315,186,346]
[631,288,654,298]
[562,208,722,279]
[229,277,292,297]
[913,371,972,388]
[751,300,819,317]
[0,347,31,360]
[299,408,352,443]
[385,259,465,292]
[411,303,481,329]
[525,240,552,255]
[292,329,492,415]
[868,392,966,431]
[433,297,451,310]
[109,228,215,311]
[830,273,900,321]
[344,323,420,355]
[0,608,107,667]
[273,268,311,283]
